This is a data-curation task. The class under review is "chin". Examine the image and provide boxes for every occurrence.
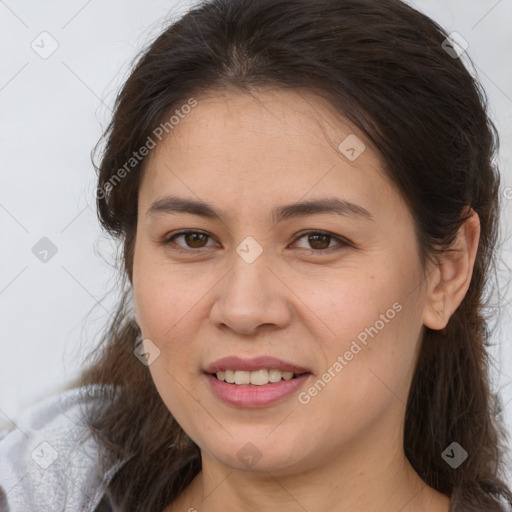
[200,432,311,473]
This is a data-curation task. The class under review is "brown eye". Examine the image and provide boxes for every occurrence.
[165,230,216,251]
[292,230,350,252]
[307,233,331,250]
[182,232,209,248]
[163,229,350,254]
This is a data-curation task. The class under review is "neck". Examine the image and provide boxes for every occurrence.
[167,431,450,512]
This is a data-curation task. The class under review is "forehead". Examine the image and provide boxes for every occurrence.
[139,88,404,223]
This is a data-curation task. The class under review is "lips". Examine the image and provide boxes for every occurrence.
[203,355,311,375]
[205,372,312,407]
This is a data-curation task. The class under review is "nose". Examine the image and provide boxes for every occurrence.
[209,251,292,337]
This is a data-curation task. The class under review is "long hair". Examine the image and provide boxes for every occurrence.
[77,0,512,510]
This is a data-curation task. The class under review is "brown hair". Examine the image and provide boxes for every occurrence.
[77,0,512,510]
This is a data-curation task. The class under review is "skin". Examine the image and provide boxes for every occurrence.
[131,88,480,512]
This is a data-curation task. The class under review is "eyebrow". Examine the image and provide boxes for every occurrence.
[146,196,373,223]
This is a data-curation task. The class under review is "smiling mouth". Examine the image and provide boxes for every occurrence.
[211,369,309,386]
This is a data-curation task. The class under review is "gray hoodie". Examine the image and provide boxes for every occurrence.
[0,386,128,511]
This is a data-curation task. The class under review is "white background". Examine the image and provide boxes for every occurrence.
[1,0,511,478]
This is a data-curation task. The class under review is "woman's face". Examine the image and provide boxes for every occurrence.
[132,88,431,475]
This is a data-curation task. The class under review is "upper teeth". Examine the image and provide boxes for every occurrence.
[216,369,296,385]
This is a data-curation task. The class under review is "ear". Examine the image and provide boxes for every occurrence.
[422,208,480,331]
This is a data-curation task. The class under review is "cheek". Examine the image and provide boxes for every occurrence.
[307,257,424,405]
[302,266,407,348]
[297,296,422,452]
[146,360,208,452]
[132,242,213,341]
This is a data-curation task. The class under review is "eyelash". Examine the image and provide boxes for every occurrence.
[162,229,352,254]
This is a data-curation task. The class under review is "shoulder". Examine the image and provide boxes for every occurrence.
[0,385,127,512]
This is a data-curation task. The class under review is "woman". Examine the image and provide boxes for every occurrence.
[1,0,511,510]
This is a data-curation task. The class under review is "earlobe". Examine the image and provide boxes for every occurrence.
[422,208,480,331]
